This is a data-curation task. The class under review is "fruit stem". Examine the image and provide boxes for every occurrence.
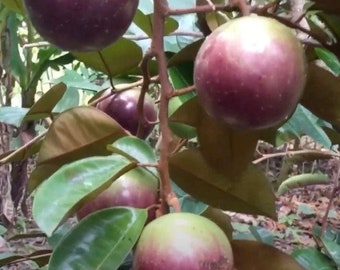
[151,0,180,215]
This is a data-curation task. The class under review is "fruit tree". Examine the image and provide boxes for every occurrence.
[0,0,340,270]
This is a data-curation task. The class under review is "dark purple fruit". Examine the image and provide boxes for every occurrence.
[97,89,157,139]
[133,212,234,270]
[23,0,139,51]
[194,16,306,129]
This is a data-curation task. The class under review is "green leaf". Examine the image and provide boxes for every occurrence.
[301,63,340,127]
[249,226,274,246]
[29,106,128,191]
[170,97,276,176]
[24,83,67,121]
[72,39,143,77]
[32,155,135,236]
[232,240,305,270]
[292,248,336,270]
[133,10,178,37]
[6,12,25,86]
[52,87,80,113]
[167,39,204,67]
[315,47,340,75]
[169,149,276,219]
[168,62,197,139]
[0,106,29,127]
[277,173,329,195]
[108,136,157,175]
[298,203,316,216]
[48,207,147,270]
[321,237,340,266]
[279,105,332,148]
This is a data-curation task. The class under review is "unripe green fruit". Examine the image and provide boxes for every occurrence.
[133,212,234,270]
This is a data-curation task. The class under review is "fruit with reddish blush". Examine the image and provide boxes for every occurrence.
[97,89,157,139]
[194,16,306,129]
[133,212,234,270]
[77,167,158,222]
[23,0,139,51]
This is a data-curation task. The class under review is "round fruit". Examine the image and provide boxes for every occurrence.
[77,167,159,222]
[97,88,157,139]
[23,0,139,51]
[194,15,306,130]
[133,212,234,270]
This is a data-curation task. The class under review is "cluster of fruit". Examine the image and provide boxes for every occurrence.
[24,0,306,269]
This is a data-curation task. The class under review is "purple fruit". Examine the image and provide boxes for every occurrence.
[194,16,306,129]
[97,89,157,139]
[133,212,234,270]
[23,0,139,51]
[77,167,159,222]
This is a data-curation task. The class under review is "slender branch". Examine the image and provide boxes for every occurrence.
[253,149,340,164]
[166,3,236,16]
[171,85,196,97]
[321,160,340,236]
[124,31,204,41]
[136,49,154,138]
[152,0,180,215]
[0,131,46,165]
[98,51,115,89]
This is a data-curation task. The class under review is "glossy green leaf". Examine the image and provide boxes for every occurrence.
[301,63,340,126]
[168,62,197,138]
[7,12,25,85]
[49,207,147,270]
[292,248,336,270]
[278,173,330,195]
[133,10,178,37]
[108,136,157,175]
[318,13,340,39]
[29,106,128,191]
[315,47,340,75]
[33,155,135,236]
[177,195,208,215]
[170,97,276,175]
[47,222,74,248]
[52,87,80,113]
[321,237,340,266]
[72,39,143,77]
[0,106,29,127]
[232,240,305,270]
[108,136,156,164]
[24,83,67,121]
[169,149,276,219]
[279,105,332,148]
[167,39,204,67]
[249,226,274,246]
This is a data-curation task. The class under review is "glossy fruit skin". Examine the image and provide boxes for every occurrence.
[77,168,158,222]
[194,16,306,130]
[133,212,234,270]
[97,89,157,139]
[23,0,139,51]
